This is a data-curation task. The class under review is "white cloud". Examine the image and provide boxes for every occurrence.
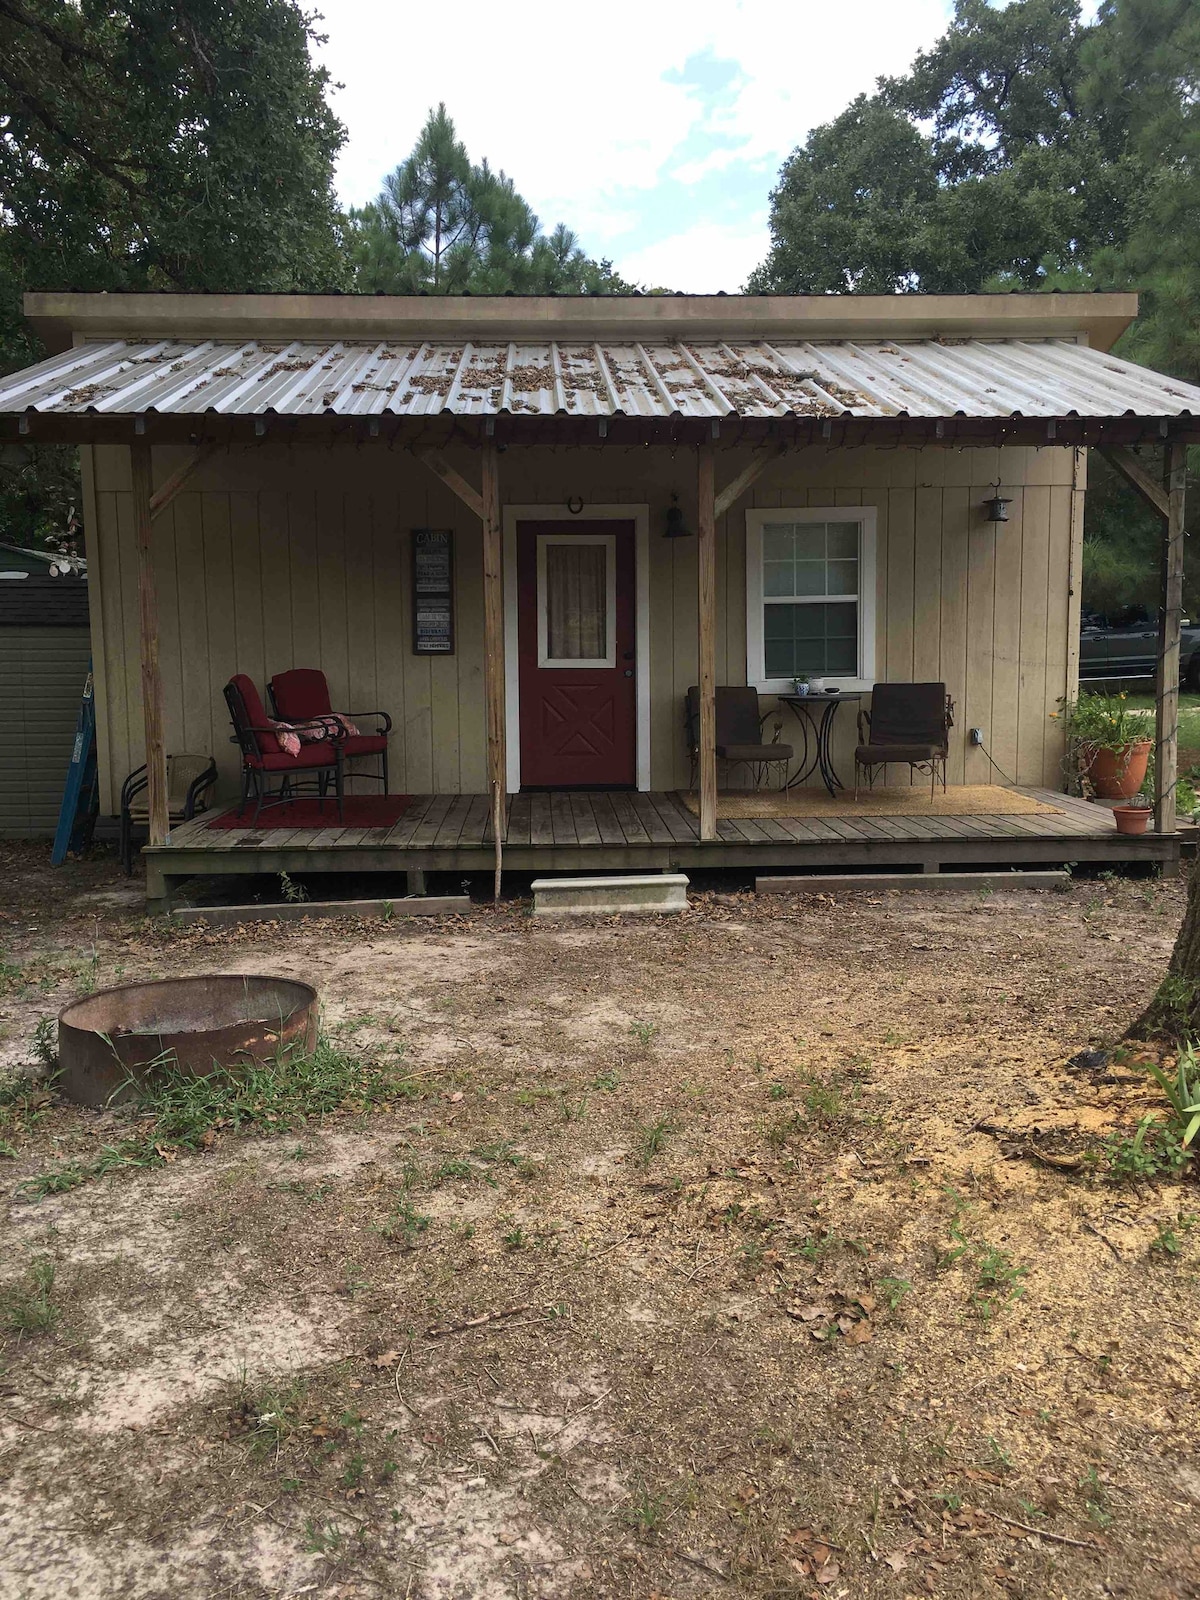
[313,0,952,287]
[617,214,772,294]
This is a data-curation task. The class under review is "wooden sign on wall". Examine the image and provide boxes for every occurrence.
[412,528,454,654]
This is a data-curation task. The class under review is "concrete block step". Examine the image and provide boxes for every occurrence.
[757,870,1068,895]
[531,873,688,916]
[171,894,471,925]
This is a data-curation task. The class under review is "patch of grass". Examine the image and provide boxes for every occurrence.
[938,1194,1028,1318]
[591,1069,621,1092]
[234,1376,309,1458]
[18,1036,416,1199]
[2,1255,59,1334]
[303,1518,346,1555]
[632,1115,676,1168]
[1079,1465,1112,1528]
[380,1197,431,1248]
[0,1071,55,1152]
[1149,1212,1197,1260]
[623,1484,672,1534]
[629,1019,657,1046]
[434,1158,474,1181]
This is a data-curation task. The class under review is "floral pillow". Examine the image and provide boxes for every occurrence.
[265,720,302,758]
[296,715,360,741]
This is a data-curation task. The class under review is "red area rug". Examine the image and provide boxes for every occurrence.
[207,795,411,830]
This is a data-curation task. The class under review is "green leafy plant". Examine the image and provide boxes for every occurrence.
[629,1020,657,1046]
[877,1275,913,1311]
[32,1018,57,1070]
[1143,1044,1200,1152]
[938,1196,1028,1318]
[279,871,310,904]
[1055,691,1148,754]
[1104,1115,1190,1183]
[1149,1212,1197,1259]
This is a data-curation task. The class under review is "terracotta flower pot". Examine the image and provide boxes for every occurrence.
[1083,737,1152,800]
[1113,803,1152,835]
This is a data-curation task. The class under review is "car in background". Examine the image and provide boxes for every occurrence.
[1079,606,1200,688]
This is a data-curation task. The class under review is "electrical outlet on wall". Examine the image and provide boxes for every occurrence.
[970,728,984,746]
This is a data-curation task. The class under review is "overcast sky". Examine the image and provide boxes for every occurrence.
[313,1,954,292]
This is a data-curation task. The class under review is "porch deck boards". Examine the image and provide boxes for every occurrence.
[146,786,1176,905]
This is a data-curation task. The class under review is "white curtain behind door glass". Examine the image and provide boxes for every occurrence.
[545,541,606,659]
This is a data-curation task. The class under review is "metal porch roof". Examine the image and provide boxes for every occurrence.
[2,335,1199,423]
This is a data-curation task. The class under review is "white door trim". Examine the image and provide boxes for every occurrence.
[503,504,651,792]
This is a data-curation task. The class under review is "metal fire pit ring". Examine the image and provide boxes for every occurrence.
[56,974,319,1108]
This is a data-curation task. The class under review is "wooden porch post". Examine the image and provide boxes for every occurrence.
[129,440,168,847]
[1155,442,1188,834]
[697,443,718,842]
[481,441,506,894]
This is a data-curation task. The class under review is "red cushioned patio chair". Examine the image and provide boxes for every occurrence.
[268,668,392,792]
[224,674,344,826]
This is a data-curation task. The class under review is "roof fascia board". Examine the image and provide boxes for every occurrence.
[25,290,1139,354]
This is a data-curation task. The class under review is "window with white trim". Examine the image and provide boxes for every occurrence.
[745,507,876,692]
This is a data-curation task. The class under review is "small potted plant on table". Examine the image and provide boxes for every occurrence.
[1056,691,1152,800]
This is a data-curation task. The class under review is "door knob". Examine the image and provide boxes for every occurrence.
[623,669,633,677]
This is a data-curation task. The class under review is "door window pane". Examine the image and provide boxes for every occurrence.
[545,541,606,660]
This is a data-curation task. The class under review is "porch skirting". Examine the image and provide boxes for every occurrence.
[144,787,1177,909]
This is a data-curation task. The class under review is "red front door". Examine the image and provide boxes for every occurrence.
[517,520,636,788]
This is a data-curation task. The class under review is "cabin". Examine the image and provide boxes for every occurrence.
[0,290,1195,906]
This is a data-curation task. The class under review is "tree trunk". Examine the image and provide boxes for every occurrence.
[1135,866,1200,1038]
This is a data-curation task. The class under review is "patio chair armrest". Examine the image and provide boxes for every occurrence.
[120,764,148,811]
[857,708,872,742]
[346,709,393,735]
[245,717,346,742]
[945,695,955,730]
[183,759,219,819]
[758,705,784,745]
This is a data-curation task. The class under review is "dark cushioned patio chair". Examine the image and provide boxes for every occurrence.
[225,673,345,826]
[686,686,793,789]
[120,753,217,874]
[855,682,954,799]
[268,668,392,791]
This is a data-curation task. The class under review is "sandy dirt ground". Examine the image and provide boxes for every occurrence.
[1,841,1199,1600]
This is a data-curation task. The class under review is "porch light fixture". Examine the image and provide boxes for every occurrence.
[982,483,1012,522]
[663,492,690,539]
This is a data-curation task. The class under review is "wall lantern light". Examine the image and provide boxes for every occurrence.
[982,483,1012,522]
[664,492,691,539]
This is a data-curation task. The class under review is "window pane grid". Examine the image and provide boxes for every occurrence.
[761,521,859,601]
[753,514,868,684]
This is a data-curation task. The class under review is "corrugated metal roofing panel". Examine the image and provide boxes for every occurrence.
[2,335,1199,421]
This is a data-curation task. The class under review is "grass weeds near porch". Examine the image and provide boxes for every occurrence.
[17,1035,417,1199]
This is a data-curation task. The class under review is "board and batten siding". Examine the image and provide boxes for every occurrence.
[82,441,1081,812]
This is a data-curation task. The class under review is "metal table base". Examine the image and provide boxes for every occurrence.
[778,692,863,796]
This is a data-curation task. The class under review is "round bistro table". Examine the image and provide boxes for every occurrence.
[777,691,865,796]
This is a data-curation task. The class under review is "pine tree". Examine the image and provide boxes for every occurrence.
[346,106,631,296]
